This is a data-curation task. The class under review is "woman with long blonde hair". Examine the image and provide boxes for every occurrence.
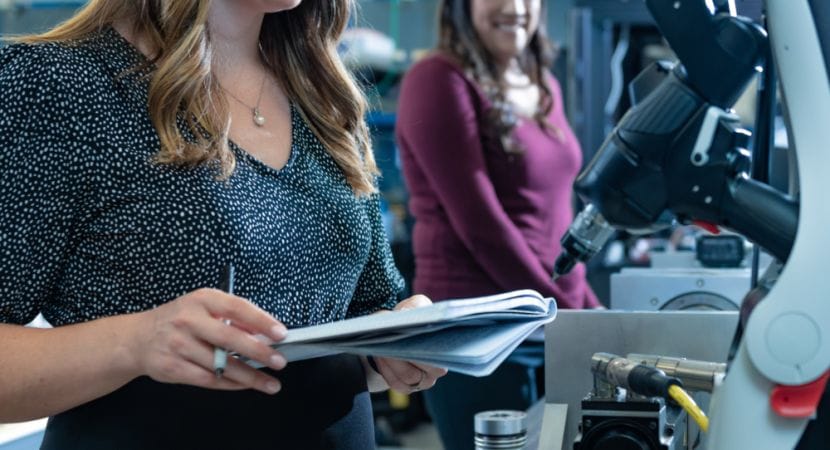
[0,1,445,447]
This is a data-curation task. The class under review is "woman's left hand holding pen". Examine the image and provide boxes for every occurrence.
[123,288,289,395]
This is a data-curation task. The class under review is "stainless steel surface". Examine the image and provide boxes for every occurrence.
[627,354,726,393]
[590,352,642,391]
[568,205,614,255]
[544,310,739,449]
[525,400,546,450]
[611,267,751,311]
[554,205,616,278]
[475,410,528,436]
[475,410,528,450]
[661,292,738,311]
[474,435,528,450]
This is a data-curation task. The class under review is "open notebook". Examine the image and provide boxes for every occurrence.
[243,289,557,377]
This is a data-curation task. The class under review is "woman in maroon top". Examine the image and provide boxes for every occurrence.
[396,0,600,447]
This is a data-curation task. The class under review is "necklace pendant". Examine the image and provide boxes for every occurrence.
[253,108,266,127]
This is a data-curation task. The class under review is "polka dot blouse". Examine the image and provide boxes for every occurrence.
[0,27,404,329]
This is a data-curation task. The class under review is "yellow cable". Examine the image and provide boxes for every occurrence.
[668,384,709,433]
[389,389,410,410]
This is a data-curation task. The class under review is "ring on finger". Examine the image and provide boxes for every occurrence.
[407,369,426,391]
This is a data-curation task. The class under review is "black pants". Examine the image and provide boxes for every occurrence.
[41,355,375,450]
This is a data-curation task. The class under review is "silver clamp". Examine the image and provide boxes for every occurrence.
[690,106,740,166]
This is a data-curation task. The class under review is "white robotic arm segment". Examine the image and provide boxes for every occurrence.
[742,0,830,387]
[694,1,830,447]
[707,345,814,449]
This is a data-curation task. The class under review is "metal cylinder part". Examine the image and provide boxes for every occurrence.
[567,204,616,254]
[626,353,726,392]
[590,352,641,390]
[474,410,528,450]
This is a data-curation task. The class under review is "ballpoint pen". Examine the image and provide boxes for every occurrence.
[213,264,235,378]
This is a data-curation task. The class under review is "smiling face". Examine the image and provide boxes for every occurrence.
[470,0,541,67]
[209,0,302,17]
[240,0,303,13]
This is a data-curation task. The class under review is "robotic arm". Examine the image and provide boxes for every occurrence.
[553,0,797,278]
[554,1,830,448]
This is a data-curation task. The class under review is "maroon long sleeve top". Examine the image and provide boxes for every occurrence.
[396,54,600,309]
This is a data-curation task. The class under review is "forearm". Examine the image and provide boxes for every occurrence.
[0,314,141,422]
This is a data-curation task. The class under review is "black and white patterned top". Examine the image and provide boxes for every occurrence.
[1,26,405,450]
[0,27,404,328]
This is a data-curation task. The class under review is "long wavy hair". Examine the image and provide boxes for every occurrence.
[22,0,378,195]
[439,0,559,154]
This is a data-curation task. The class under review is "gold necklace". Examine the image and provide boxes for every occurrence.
[222,74,267,127]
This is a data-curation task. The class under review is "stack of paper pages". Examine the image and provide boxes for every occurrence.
[247,289,556,377]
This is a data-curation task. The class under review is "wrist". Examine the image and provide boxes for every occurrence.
[110,312,146,380]
[361,356,388,392]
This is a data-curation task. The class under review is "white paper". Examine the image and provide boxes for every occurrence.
[242,289,557,377]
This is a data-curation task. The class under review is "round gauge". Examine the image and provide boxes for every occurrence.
[660,292,739,311]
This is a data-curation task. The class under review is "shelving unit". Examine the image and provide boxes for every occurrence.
[0,0,84,40]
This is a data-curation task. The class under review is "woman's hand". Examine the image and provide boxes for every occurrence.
[126,288,288,395]
[370,295,449,393]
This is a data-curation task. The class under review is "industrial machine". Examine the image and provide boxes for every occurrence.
[573,353,725,450]
[551,0,829,448]
[612,233,758,312]
[610,267,751,311]
[543,310,741,450]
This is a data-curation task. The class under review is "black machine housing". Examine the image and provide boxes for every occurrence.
[573,397,684,450]
[571,0,798,263]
